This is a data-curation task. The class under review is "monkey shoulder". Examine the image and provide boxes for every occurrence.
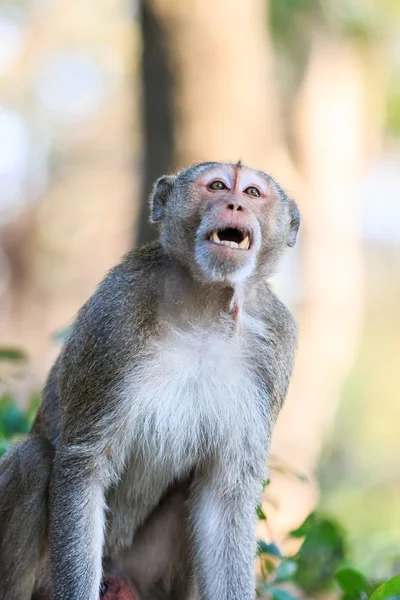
[31,359,61,442]
[258,285,298,351]
[249,285,298,408]
[54,243,168,441]
[64,242,166,359]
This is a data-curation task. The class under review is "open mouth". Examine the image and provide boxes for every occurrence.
[208,228,251,250]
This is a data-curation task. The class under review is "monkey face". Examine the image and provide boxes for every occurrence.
[192,164,263,283]
[150,162,300,284]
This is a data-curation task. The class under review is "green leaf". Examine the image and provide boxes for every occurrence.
[3,406,30,437]
[0,348,26,362]
[335,568,371,597]
[289,512,318,538]
[26,394,40,422]
[275,560,298,582]
[0,395,32,438]
[256,504,267,520]
[259,555,279,580]
[369,574,400,600]
[269,586,300,600]
[257,540,281,557]
[0,439,11,457]
[291,513,347,593]
[270,0,321,41]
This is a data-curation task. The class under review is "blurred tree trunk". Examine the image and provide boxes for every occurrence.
[137,1,175,245]
[138,0,294,214]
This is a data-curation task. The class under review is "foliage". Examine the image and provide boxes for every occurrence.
[269,0,322,46]
[256,502,400,600]
[270,0,388,44]
[0,348,26,362]
[369,574,400,600]
[0,347,38,457]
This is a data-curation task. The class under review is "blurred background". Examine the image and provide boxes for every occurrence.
[0,0,399,589]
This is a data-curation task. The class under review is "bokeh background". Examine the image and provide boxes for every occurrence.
[0,0,399,586]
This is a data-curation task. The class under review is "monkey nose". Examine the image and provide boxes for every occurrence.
[226,202,243,212]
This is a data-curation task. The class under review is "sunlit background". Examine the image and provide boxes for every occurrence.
[0,0,399,587]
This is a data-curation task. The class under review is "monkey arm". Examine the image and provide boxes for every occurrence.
[50,449,106,600]
[46,252,161,600]
[49,324,130,599]
[189,460,264,600]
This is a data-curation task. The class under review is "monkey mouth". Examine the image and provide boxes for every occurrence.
[208,228,251,250]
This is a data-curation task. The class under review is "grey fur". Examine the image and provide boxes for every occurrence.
[0,162,300,600]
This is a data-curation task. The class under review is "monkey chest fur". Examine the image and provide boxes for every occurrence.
[105,320,270,551]
[126,322,269,466]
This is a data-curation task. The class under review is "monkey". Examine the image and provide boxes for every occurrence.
[0,161,300,600]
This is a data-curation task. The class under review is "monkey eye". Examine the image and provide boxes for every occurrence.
[209,180,227,191]
[244,186,260,197]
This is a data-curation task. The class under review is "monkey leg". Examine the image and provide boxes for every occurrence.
[114,483,195,600]
[0,435,54,600]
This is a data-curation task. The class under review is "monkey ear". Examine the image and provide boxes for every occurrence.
[150,175,176,222]
[287,199,300,247]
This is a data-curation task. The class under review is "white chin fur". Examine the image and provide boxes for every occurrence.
[225,258,257,284]
[194,247,257,285]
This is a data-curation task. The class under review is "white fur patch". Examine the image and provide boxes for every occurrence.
[225,254,257,285]
[91,484,106,592]
[121,318,267,479]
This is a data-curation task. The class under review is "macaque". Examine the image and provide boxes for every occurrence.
[0,161,300,600]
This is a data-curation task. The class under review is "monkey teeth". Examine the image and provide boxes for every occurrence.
[238,236,250,249]
[209,231,250,250]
